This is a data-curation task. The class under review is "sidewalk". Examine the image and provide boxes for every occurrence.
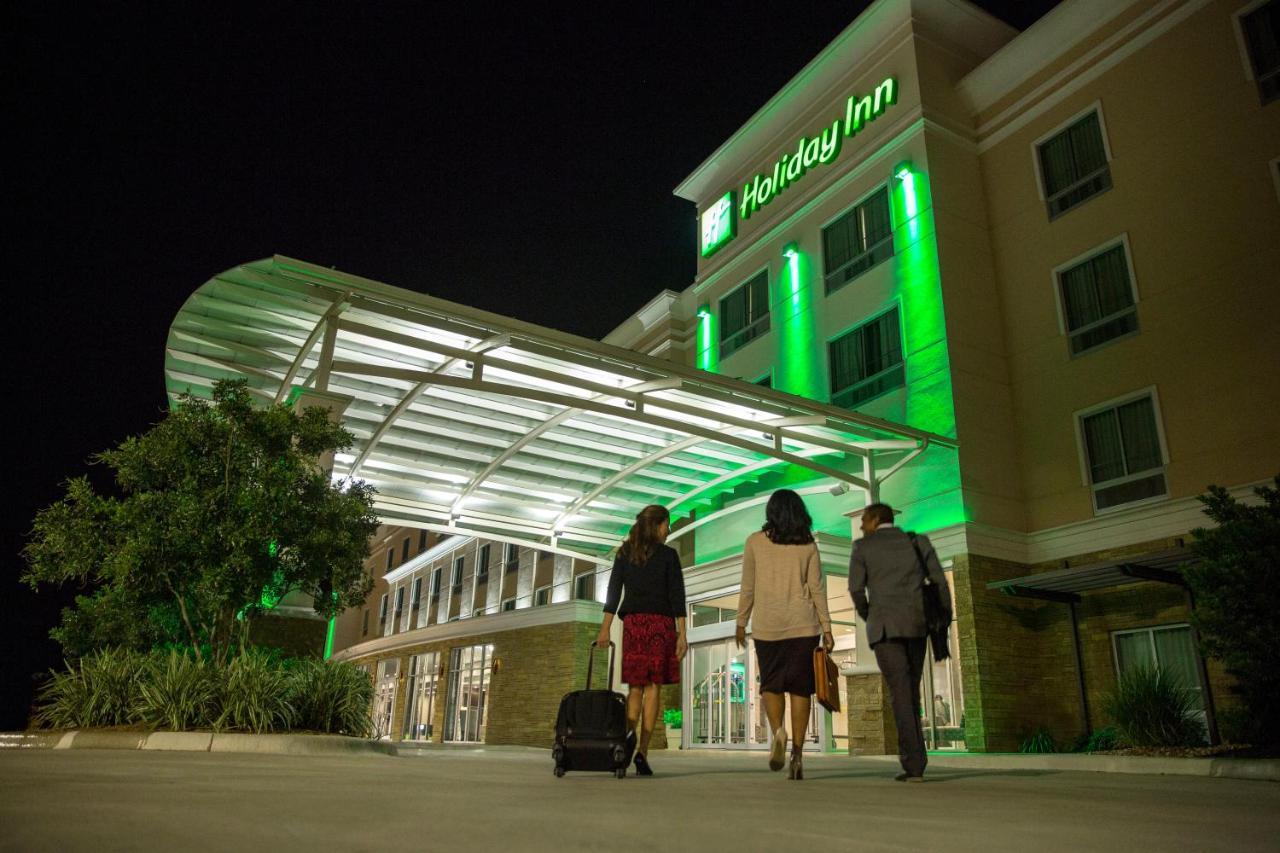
[2,746,1277,852]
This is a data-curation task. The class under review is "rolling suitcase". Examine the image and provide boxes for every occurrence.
[552,641,633,778]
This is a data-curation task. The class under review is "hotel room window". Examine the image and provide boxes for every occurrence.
[1078,393,1168,512]
[719,270,770,358]
[477,544,490,579]
[1037,111,1112,219]
[452,556,464,591]
[1241,1,1279,104]
[829,307,905,408]
[1057,242,1138,355]
[822,187,893,294]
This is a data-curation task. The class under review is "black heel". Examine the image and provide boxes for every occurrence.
[634,752,653,776]
[788,752,803,780]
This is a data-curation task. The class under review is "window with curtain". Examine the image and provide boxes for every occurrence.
[1058,243,1138,354]
[1038,111,1112,219]
[829,307,905,408]
[1113,625,1206,725]
[822,187,894,294]
[719,271,770,358]
[1080,394,1167,511]
[1243,1,1280,104]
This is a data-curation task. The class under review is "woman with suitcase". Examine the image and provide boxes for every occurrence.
[595,504,687,777]
[734,489,834,780]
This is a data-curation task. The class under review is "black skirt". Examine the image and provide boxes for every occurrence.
[754,636,819,695]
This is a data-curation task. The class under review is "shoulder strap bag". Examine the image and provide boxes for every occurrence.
[908,533,952,662]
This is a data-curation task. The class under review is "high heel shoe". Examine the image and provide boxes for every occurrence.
[788,751,804,780]
[768,727,787,772]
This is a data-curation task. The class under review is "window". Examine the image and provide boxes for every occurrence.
[501,598,516,612]
[829,307,905,408]
[473,608,485,618]
[430,567,442,600]
[719,270,770,358]
[385,550,394,572]
[452,557,464,590]
[1241,1,1280,104]
[378,594,388,630]
[418,529,428,551]
[574,572,595,601]
[1078,393,1168,512]
[361,609,370,637]
[822,187,893,294]
[505,543,519,572]
[411,577,423,616]
[402,538,410,563]
[394,586,405,620]
[754,372,772,389]
[534,586,552,607]
[1112,624,1207,736]
[477,544,490,578]
[1056,241,1138,355]
[1037,110,1112,218]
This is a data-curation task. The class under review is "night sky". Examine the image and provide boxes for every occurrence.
[3,0,1061,728]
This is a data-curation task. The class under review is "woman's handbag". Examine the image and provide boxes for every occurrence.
[812,646,841,713]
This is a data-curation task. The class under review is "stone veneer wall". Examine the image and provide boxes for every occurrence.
[351,619,672,750]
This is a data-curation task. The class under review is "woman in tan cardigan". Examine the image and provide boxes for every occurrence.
[734,489,833,780]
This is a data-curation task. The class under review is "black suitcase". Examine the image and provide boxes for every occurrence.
[552,641,633,778]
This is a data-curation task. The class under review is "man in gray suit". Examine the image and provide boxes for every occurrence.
[848,502,952,782]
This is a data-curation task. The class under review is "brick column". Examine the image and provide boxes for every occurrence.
[846,673,896,755]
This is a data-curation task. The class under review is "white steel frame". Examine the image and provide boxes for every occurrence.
[166,256,956,563]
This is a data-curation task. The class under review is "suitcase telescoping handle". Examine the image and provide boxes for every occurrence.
[586,640,615,691]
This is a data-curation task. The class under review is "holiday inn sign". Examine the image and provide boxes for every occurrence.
[700,76,899,258]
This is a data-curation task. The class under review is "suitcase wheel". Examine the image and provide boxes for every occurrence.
[554,765,566,778]
[615,767,626,779]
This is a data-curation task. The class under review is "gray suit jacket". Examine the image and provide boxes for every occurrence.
[848,526,952,645]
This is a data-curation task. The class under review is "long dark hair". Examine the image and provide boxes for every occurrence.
[762,489,814,545]
[620,504,670,566]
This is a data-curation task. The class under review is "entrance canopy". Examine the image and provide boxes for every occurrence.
[166,256,956,563]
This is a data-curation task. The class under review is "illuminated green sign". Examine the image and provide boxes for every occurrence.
[739,77,898,221]
[700,191,736,257]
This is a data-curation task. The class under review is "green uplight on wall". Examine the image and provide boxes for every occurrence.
[773,241,825,401]
[695,303,719,373]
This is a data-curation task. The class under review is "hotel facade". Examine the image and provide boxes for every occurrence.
[166,0,1279,753]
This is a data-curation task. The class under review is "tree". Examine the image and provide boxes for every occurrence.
[1183,476,1280,746]
[24,380,379,664]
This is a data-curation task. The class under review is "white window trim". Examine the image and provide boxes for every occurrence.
[1232,0,1274,82]
[1072,385,1171,514]
[818,180,895,231]
[1030,100,1113,204]
[1110,623,1202,691]
[826,300,907,404]
[718,265,771,357]
[534,584,552,606]
[501,597,516,611]
[1049,232,1141,351]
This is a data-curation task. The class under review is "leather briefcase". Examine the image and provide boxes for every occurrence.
[813,646,841,713]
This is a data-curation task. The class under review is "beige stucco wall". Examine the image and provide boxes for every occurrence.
[977,0,1280,531]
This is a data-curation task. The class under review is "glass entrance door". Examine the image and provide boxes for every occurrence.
[373,659,399,740]
[402,651,440,741]
[687,638,818,748]
[445,643,494,743]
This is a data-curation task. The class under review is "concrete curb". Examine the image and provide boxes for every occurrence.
[1,731,390,757]
[859,752,1279,781]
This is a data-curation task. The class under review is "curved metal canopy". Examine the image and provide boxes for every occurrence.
[165,256,956,561]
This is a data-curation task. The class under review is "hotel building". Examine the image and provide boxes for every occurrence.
[166,0,1279,753]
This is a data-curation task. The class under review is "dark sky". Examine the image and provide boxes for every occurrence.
[2,0,1061,727]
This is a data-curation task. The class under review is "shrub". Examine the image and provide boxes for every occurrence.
[32,664,93,730]
[1184,478,1280,746]
[1104,666,1205,748]
[289,659,373,737]
[1083,726,1122,752]
[1018,726,1057,754]
[33,647,149,729]
[663,708,682,729]
[136,650,217,730]
[213,650,296,733]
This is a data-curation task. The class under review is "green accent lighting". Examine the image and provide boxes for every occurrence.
[773,241,825,401]
[695,303,719,373]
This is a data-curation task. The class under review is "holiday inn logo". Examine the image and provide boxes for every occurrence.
[739,76,898,221]
[700,191,736,257]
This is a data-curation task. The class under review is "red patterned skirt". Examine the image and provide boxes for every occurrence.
[621,613,680,686]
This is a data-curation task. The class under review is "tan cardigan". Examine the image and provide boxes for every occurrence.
[735,531,832,641]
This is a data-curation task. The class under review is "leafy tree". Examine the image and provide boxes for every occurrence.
[1184,476,1280,745]
[24,380,378,664]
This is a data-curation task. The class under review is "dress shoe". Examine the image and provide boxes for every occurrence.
[894,772,924,783]
[769,727,787,772]
[634,752,654,776]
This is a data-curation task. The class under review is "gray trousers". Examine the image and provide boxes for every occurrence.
[873,636,928,777]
